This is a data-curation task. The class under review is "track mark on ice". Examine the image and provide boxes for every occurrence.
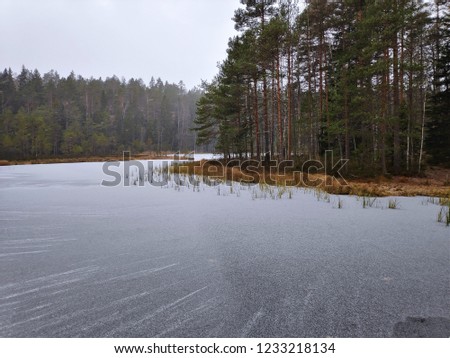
[99,263,178,283]
[0,250,48,257]
[240,308,264,337]
[108,285,209,336]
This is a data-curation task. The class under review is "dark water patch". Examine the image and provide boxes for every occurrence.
[393,317,450,338]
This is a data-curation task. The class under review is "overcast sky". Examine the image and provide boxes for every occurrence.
[1,0,241,89]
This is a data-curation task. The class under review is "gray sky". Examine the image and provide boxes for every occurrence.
[1,0,240,89]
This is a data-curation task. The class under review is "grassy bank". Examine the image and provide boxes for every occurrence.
[171,160,450,198]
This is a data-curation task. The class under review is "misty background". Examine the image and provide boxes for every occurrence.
[1,0,241,88]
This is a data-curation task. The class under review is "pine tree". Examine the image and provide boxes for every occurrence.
[427,7,450,167]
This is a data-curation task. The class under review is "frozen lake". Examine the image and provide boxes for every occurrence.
[0,159,449,337]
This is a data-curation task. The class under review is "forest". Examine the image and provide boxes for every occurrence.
[194,0,449,175]
[0,69,202,159]
[0,0,448,177]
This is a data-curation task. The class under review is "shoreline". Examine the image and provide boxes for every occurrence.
[167,160,450,198]
[0,152,188,166]
[1,156,449,198]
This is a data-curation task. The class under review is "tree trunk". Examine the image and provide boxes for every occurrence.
[343,67,350,162]
[418,91,427,173]
[276,53,283,160]
[263,72,269,157]
[253,78,260,160]
[381,49,389,174]
[393,0,400,173]
[287,43,292,160]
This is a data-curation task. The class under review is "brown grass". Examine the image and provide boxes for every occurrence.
[0,152,180,165]
[171,160,450,198]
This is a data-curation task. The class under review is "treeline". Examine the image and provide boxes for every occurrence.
[0,68,203,160]
[194,0,449,174]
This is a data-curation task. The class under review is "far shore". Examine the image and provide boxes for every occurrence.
[0,152,185,166]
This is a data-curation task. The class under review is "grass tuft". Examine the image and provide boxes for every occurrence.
[438,206,450,226]
[362,196,377,208]
[288,188,293,199]
[439,197,450,207]
[388,199,399,209]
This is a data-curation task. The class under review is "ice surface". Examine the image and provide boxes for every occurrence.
[0,159,448,337]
